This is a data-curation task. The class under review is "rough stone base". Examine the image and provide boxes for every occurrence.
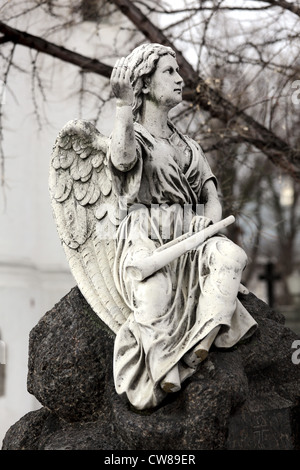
[227,397,300,450]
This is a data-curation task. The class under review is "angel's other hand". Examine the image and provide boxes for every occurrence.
[189,215,212,234]
[110,56,134,106]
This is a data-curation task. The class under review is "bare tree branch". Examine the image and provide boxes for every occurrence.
[0,43,15,193]
[0,21,112,78]
[0,36,10,45]
[1,1,300,181]
[252,0,300,18]
[135,0,274,14]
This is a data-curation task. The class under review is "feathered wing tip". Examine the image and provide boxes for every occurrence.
[49,119,132,334]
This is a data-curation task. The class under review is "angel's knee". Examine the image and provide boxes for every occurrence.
[215,239,247,270]
[133,271,171,316]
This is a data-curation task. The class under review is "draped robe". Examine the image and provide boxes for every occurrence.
[110,121,257,410]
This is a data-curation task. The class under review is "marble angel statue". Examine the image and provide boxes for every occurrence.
[49,43,257,410]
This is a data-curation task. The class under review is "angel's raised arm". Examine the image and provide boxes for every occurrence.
[110,57,137,172]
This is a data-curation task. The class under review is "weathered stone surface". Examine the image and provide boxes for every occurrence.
[26,287,115,422]
[227,395,300,450]
[2,287,300,450]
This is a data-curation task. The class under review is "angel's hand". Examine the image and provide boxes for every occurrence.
[189,215,212,234]
[110,56,134,107]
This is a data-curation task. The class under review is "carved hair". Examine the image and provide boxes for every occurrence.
[125,43,176,121]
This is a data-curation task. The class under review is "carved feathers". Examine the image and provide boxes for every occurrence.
[49,119,131,333]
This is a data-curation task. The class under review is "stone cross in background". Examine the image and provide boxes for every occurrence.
[259,261,281,308]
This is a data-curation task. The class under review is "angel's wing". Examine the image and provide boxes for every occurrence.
[49,119,132,334]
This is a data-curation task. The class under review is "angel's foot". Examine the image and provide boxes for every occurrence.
[161,365,181,393]
[238,283,249,295]
[195,348,209,361]
[161,381,181,393]
[184,325,221,368]
[183,348,208,368]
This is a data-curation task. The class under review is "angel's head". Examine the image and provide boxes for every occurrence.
[125,43,182,121]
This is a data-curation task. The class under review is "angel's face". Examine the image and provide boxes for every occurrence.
[143,55,183,109]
